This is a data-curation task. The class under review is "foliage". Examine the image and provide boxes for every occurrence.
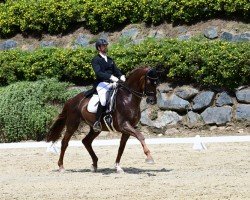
[0,79,81,142]
[0,47,95,85]
[0,38,249,89]
[0,0,249,36]
[0,0,84,36]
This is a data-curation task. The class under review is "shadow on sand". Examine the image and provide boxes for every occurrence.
[53,167,173,175]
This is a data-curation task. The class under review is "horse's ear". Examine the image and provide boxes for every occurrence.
[152,63,168,83]
[154,63,166,74]
[147,68,158,79]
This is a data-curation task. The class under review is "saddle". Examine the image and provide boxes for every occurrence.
[86,86,118,132]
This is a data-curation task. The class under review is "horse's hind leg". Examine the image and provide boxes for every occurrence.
[82,127,100,172]
[58,118,80,172]
[115,133,130,173]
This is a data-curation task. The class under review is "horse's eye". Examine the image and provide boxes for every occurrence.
[149,79,157,86]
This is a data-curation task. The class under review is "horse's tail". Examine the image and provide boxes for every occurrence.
[46,104,67,143]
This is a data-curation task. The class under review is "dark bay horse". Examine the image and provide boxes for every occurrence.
[47,67,159,173]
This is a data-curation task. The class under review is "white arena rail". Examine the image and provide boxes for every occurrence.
[0,135,250,149]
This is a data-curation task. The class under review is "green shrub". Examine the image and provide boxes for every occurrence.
[0,0,85,36]
[163,39,250,88]
[0,0,249,36]
[0,38,249,89]
[0,47,96,85]
[0,79,81,142]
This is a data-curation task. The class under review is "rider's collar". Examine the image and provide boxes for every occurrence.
[99,53,108,62]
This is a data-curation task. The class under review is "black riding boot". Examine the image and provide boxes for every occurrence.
[93,103,106,132]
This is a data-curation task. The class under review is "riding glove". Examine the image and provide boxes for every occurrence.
[120,75,126,82]
[110,75,119,82]
[112,82,118,87]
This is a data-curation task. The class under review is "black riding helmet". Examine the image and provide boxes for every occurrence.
[95,38,108,50]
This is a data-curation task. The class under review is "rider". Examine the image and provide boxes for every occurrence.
[91,38,126,132]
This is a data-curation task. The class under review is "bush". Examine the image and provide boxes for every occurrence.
[0,38,249,89]
[0,0,249,36]
[0,79,81,142]
[0,47,96,85]
[0,0,85,36]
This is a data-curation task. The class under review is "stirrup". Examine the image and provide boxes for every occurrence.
[103,115,118,133]
[93,121,102,132]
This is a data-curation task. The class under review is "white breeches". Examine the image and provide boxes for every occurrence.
[96,82,113,106]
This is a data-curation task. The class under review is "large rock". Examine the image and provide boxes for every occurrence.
[140,109,182,128]
[236,104,250,121]
[201,106,232,125]
[175,86,199,100]
[99,32,109,41]
[121,28,139,40]
[187,111,201,124]
[178,34,191,40]
[40,41,55,47]
[233,33,250,42]
[74,34,91,47]
[0,40,17,50]
[192,91,215,111]
[236,88,250,103]
[220,32,234,41]
[204,26,218,39]
[157,93,190,112]
[216,92,233,107]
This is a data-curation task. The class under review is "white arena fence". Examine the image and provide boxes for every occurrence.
[0,135,250,150]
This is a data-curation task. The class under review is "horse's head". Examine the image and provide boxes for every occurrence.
[124,67,159,105]
[144,68,159,105]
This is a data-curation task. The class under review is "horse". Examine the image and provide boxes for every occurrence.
[46,67,159,173]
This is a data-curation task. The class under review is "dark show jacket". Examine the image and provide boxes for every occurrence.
[91,54,122,85]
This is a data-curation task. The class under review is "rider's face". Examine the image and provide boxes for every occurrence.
[98,44,108,54]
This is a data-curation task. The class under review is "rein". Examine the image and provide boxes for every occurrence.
[118,82,144,99]
[118,74,158,99]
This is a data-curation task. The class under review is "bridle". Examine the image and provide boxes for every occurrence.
[118,82,144,99]
[144,74,158,97]
[119,69,158,99]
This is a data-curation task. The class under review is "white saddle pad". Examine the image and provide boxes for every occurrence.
[87,94,99,113]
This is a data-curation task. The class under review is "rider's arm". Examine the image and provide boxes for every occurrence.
[111,59,123,78]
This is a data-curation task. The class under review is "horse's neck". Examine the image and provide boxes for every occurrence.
[117,83,143,110]
[122,68,146,107]
[126,77,144,94]
[120,86,141,100]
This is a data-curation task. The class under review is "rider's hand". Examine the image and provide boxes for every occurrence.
[120,75,126,82]
[110,75,119,82]
[112,82,118,87]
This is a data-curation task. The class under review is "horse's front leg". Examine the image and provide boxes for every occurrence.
[121,122,154,164]
[115,133,130,173]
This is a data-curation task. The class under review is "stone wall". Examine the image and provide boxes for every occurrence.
[140,83,250,132]
[0,20,249,50]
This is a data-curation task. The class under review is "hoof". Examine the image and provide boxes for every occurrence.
[91,164,97,172]
[59,166,65,173]
[117,169,124,174]
[116,166,124,174]
[145,158,155,164]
